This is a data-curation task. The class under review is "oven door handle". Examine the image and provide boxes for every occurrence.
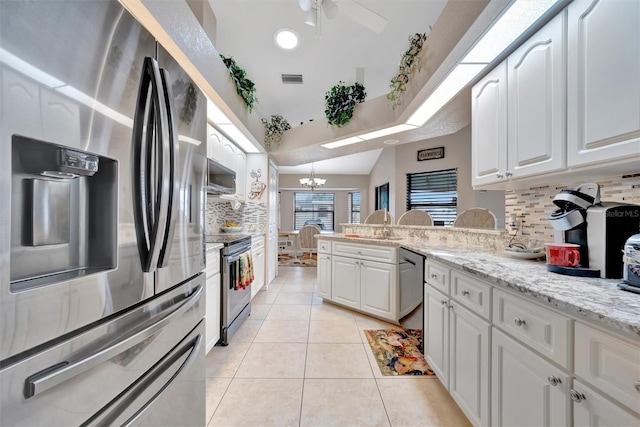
[23,285,202,399]
[225,252,249,264]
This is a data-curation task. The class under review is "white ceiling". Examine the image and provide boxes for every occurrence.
[278,148,383,174]
[209,0,448,173]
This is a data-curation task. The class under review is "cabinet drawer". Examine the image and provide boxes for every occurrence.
[575,322,640,414]
[205,246,221,277]
[332,241,396,263]
[318,240,331,254]
[450,270,492,321]
[493,289,571,369]
[425,261,450,294]
[251,235,265,249]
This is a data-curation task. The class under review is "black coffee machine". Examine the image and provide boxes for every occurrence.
[547,183,640,278]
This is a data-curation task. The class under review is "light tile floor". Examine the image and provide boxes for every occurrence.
[205,266,471,427]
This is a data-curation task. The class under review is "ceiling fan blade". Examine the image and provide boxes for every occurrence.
[340,0,388,33]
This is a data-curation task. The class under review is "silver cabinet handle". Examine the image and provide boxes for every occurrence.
[357,251,362,255]
[431,274,438,279]
[548,375,562,386]
[461,290,470,296]
[505,171,513,178]
[496,172,504,179]
[441,300,448,306]
[514,317,526,326]
[24,285,203,399]
[570,389,586,403]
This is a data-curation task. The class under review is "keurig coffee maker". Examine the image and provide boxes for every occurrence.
[547,183,640,278]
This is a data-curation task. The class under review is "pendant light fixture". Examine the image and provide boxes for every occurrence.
[299,163,326,191]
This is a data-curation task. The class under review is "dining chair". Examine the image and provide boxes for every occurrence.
[298,224,321,258]
[364,210,394,224]
[453,208,497,229]
[397,210,433,226]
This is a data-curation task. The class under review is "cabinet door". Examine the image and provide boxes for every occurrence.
[471,62,508,187]
[205,272,221,353]
[507,12,566,179]
[491,328,571,427]
[360,260,396,321]
[331,256,360,310]
[567,0,640,167]
[251,247,265,298]
[572,379,640,427]
[221,140,236,171]
[235,150,246,198]
[317,253,332,299]
[424,284,449,388]
[206,124,224,162]
[449,302,490,427]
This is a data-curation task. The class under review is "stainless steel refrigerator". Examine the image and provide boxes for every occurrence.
[0,1,207,425]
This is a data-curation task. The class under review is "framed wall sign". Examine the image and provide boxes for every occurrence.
[417,147,445,161]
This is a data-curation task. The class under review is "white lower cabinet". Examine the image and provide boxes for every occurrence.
[571,379,640,427]
[491,328,571,427]
[205,245,221,354]
[424,281,490,427]
[251,235,265,298]
[328,241,397,322]
[317,252,332,299]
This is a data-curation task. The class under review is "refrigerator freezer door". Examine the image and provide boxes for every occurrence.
[0,276,204,426]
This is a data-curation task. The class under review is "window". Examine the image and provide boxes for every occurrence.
[348,192,361,224]
[375,183,389,210]
[406,168,457,226]
[294,192,334,230]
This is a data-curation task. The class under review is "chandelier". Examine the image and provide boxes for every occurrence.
[299,164,326,190]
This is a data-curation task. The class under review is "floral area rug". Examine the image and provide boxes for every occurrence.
[364,329,435,376]
[278,253,317,267]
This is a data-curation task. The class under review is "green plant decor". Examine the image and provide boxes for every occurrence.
[220,54,258,112]
[261,115,291,150]
[387,32,428,109]
[324,81,367,127]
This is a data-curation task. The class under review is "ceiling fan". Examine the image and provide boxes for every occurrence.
[298,0,389,33]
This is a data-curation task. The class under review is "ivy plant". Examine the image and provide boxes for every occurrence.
[387,32,428,109]
[220,54,258,112]
[324,81,367,127]
[261,115,291,150]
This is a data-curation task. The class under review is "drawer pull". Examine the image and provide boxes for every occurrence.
[569,389,586,403]
[514,317,526,327]
[461,290,470,296]
[547,375,562,386]
[431,274,438,279]
[357,251,363,255]
[441,300,448,306]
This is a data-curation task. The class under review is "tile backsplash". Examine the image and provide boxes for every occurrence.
[206,196,267,234]
[505,174,640,241]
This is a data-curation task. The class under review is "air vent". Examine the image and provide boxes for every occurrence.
[282,74,303,84]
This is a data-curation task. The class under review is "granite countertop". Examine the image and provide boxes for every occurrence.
[318,234,640,339]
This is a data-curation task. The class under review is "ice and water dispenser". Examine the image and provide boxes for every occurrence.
[10,136,117,291]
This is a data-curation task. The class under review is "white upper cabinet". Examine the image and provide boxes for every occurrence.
[507,11,566,178]
[567,0,640,167]
[472,62,508,187]
[206,124,223,163]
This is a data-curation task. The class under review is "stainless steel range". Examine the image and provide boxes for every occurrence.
[207,235,253,345]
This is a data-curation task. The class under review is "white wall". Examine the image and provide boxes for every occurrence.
[278,174,369,232]
[369,125,505,227]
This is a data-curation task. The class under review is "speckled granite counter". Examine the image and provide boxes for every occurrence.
[318,234,640,339]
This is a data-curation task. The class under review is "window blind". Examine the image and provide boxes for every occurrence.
[406,168,457,226]
[348,192,361,224]
[294,192,334,230]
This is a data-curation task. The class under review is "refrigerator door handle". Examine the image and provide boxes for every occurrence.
[23,285,203,399]
[81,334,202,427]
[131,56,171,272]
[157,68,179,268]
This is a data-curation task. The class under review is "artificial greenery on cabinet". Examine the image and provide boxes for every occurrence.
[387,32,428,109]
[324,81,367,127]
[261,115,291,150]
[220,54,258,112]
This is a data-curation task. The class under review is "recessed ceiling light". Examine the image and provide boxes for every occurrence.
[274,28,299,50]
